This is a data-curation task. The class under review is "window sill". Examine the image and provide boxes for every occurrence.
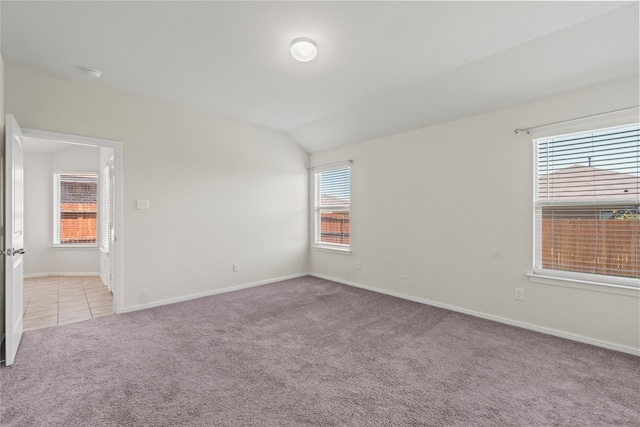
[98,247,110,254]
[49,244,98,250]
[527,272,639,298]
[312,245,352,255]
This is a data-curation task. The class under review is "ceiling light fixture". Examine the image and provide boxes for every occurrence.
[84,68,102,78]
[290,38,317,62]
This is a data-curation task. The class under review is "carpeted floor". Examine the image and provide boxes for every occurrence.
[1,276,638,426]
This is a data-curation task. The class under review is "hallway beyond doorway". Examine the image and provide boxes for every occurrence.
[23,276,113,331]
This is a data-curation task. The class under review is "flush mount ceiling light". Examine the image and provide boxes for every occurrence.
[290,38,318,62]
[84,68,102,78]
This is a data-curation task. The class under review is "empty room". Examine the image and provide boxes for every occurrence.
[1,2,639,426]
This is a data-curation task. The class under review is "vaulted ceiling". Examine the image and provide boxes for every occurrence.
[2,1,638,152]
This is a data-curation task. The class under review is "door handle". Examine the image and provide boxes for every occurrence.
[5,248,25,256]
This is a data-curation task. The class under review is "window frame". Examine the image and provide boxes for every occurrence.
[312,163,352,254]
[52,171,99,248]
[529,118,640,295]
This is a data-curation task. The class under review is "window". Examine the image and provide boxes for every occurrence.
[534,123,639,286]
[313,164,351,251]
[100,165,110,251]
[53,172,98,245]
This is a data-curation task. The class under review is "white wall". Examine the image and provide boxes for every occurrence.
[309,76,640,353]
[23,152,48,275]
[6,63,309,311]
[23,144,101,276]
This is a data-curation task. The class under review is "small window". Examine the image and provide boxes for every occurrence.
[313,164,351,250]
[534,124,639,284]
[53,172,98,245]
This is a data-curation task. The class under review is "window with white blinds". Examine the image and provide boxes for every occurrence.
[53,172,98,245]
[534,123,639,284]
[313,165,351,249]
[100,165,110,251]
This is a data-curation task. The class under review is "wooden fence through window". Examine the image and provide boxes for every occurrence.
[542,218,639,278]
[320,212,350,244]
[60,203,97,244]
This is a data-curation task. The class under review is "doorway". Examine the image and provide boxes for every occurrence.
[21,137,117,330]
[19,127,123,320]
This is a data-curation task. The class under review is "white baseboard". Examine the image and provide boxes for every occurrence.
[310,273,640,357]
[24,272,100,279]
[119,273,309,314]
[99,273,111,290]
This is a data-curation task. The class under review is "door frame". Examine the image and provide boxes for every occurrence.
[22,128,124,314]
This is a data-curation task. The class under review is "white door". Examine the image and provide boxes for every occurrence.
[4,114,25,366]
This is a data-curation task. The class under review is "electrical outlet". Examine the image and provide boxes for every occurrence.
[402,268,409,279]
[233,263,240,272]
[356,261,361,270]
[514,288,524,301]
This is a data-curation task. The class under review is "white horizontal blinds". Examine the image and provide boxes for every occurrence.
[319,168,350,207]
[535,124,639,280]
[54,173,98,244]
[537,125,639,201]
[316,166,350,246]
[100,166,110,251]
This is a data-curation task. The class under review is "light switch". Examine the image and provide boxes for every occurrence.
[136,199,150,210]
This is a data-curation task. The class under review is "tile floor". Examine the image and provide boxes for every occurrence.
[23,276,114,331]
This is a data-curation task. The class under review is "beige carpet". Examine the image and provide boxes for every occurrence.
[1,276,639,426]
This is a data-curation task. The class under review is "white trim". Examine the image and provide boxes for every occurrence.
[52,169,98,175]
[528,273,640,297]
[24,272,100,279]
[310,273,640,357]
[308,160,353,173]
[49,244,98,249]
[99,271,110,289]
[23,128,121,148]
[119,273,309,314]
[312,245,352,255]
